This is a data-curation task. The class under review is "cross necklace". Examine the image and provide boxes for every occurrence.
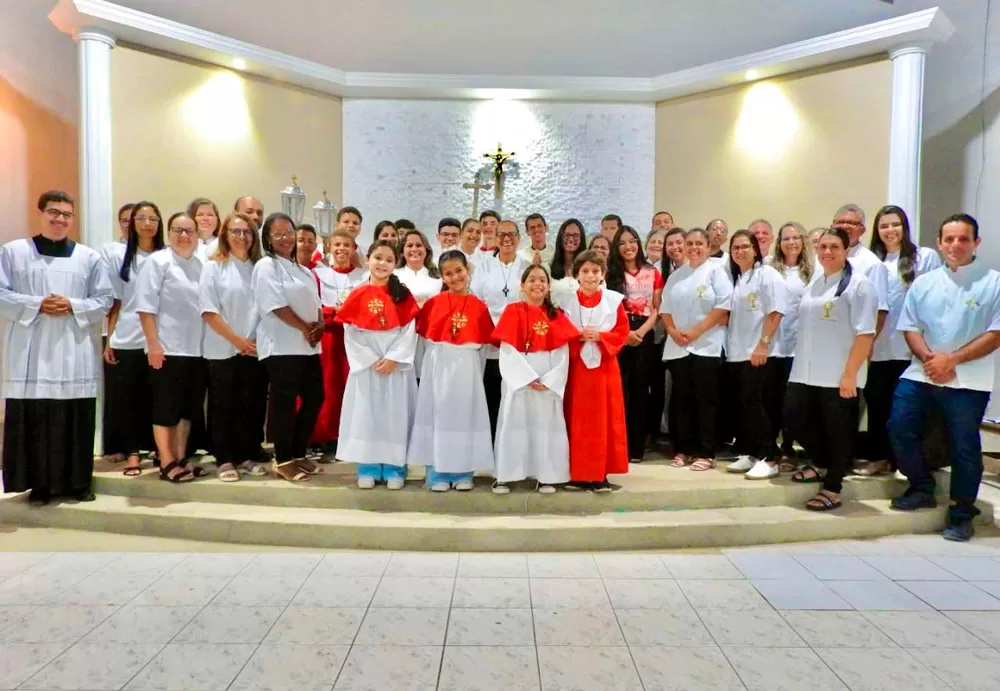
[499,261,515,298]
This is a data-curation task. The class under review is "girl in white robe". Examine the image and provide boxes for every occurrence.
[491,265,580,494]
[337,240,421,489]
[407,251,496,491]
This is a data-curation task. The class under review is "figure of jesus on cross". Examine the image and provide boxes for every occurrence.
[483,142,515,202]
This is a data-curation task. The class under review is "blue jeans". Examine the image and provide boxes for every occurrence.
[889,378,990,523]
[425,468,474,487]
[357,464,406,481]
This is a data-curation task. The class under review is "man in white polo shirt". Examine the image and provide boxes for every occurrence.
[888,213,1000,541]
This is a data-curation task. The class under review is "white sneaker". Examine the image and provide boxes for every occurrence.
[357,476,376,489]
[745,459,779,480]
[727,455,755,473]
[537,483,557,495]
[430,482,450,492]
[387,476,405,491]
[491,481,510,495]
[453,480,474,491]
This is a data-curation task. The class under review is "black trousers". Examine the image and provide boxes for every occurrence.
[646,352,668,442]
[668,354,721,458]
[618,316,655,460]
[731,360,778,460]
[774,357,796,455]
[264,355,324,462]
[716,352,736,448]
[3,398,95,496]
[207,355,268,466]
[484,358,502,442]
[103,348,153,456]
[864,360,910,465]
[784,383,859,494]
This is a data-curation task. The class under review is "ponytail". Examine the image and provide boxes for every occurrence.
[835,260,853,298]
[387,273,412,305]
[542,294,559,320]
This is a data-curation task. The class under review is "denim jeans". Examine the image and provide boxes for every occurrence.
[889,378,990,523]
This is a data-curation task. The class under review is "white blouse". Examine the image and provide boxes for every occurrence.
[774,263,808,357]
[251,255,322,359]
[102,242,152,350]
[199,257,257,360]
[470,255,531,359]
[872,246,942,362]
[726,264,788,362]
[659,260,733,360]
[314,264,365,308]
[394,265,443,307]
[133,248,204,357]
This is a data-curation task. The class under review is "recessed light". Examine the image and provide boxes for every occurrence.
[745,69,759,81]
[232,58,247,70]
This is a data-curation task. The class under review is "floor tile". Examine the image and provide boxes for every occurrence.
[445,608,534,645]
[317,552,392,577]
[264,606,366,645]
[781,541,852,555]
[860,555,960,581]
[0,572,90,606]
[615,606,714,646]
[533,608,626,645]
[292,574,380,608]
[82,605,200,644]
[536,645,642,691]
[98,553,189,576]
[699,609,805,647]
[46,572,160,607]
[630,645,746,691]
[457,554,529,578]
[26,553,121,578]
[0,553,52,577]
[900,581,1000,610]
[354,607,449,646]
[333,645,441,691]
[370,577,455,608]
[841,538,917,556]
[815,647,948,691]
[0,606,117,643]
[173,605,283,644]
[527,554,600,579]
[129,575,226,607]
[210,572,308,607]
[124,643,256,691]
[930,557,1000,581]
[0,605,34,632]
[901,537,1000,557]
[604,578,688,610]
[726,554,813,580]
[437,646,540,691]
[677,580,771,611]
[749,579,851,610]
[945,611,1000,648]
[163,553,255,578]
[0,643,67,689]
[793,555,886,581]
[917,646,1000,691]
[529,578,610,609]
[977,581,1000,599]
[229,644,350,691]
[384,553,458,577]
[451,577,531,608]
[594,554,671,579]
[242,553,324,575]
[862,610,991,648]
[23,642,162,690]
[780,611,896,648]
[826,579,931,610]
[661,555,744,580]
[722,646,847,691]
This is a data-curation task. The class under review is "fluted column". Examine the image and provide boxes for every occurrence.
[887,46,927,241]
[77,29,116,249]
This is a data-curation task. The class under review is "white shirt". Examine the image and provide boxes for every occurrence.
[394,265,443,307]
[517,243,556,266]
[790,268,878,388]
[899,260,1000,392]
[775,263,808,357]
[251,254,322,359]
[847,244,890,312]
[726,264,787,362]
[660,260,733,360]
[133,248,204,357]
[872,246,942,362]
[315,264,365,307]
[470,254,531,325]
[195,237,218,263]
[199,257,257,360]
[102,242,152,350]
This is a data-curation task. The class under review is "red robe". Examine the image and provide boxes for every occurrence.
[490,301,580,353]
[563,290,630,481]
[417,292,495,345]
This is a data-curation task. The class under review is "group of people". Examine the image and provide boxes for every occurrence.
[1,190,998,542]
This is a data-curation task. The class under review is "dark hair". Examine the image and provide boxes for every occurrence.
[367,239,412,304]
[520,264,559,319]
[117,202,135,219]
[461,217,479,231]
[394,218,415,231]
[870,205,917,285]
[261,212,297,260]
[550,218,586,280]
[727,230,762,285]
[571,249,607,278]
[685,227,709,242]
[659,227,686,280]
[165,212,195,247]
[373,220,397,241]
[437,249,470,286]
[525,213,547,228]
[337,206,363,223]
[296,223,317,236]
[602,214,623,230]
[653,210,673,222]
[186,197,221,236]
[938,212,979,240]
[213,212,262,264]
[120,201,165,282]
[397,229,441,278]
[37,190,74,211]
[438,217,461,232]
[479,210,500,223]
[820,228,853,297]
[589,235,610,250]
[606,225,650,294]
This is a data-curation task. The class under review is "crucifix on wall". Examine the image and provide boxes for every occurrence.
[483,142,515,205]
[462,170,492,218]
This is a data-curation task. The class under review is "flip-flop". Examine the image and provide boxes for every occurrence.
[791,466,826,484]
[218,467,240,483]
[670,454,690,468]
[805,492,842,511]
[690,458,715,472]
[273,460,309,482]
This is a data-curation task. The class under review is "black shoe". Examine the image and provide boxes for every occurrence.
[27,489,50,507]
[73,490,96,502]
[593,481,615,493]
[943,520,975,542]
[890,488,937,511]
[562,482,591,492]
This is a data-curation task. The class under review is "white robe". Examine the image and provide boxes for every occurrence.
[494,342,570,484]
[406,341,494,473]
[337,322,418,466]
[0,239,113,399]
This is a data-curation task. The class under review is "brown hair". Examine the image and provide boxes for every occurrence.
[212,212,262,263]
[397,229,440,278]
[571,249,607,277]
[186,197,221,236]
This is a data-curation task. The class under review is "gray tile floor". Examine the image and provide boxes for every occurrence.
[2,537,1000,690]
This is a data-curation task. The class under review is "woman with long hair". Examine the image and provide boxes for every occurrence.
[372,220,398,246]
[549,219,587,299]
[187,197,221,260]
[394,229,442,307]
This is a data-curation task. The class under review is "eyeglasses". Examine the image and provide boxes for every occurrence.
[269,229,295,240]
[229,229,253,238]
[563,233,581,240]
[135,215,159,224]
[731,245,753,253]
[497,232,519,239]
[169,227,197,236]
[44,209,75,220]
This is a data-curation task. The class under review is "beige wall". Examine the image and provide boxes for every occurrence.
[111,46,342,223]
[655,59,891,238]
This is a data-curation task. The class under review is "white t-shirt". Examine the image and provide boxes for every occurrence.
[102,242,152,350]
[847,244,890,312]
[314,264,365,307]
[251,255,322,359]
[199,257,257,360]
[726,264,788,362]
[470,254,531,324]
[790,268,878,388]
[872,246,942,362]
[774,263,808,358]
[517,243,556,267]
[133,247,204,357]
[899,260,1000,392]
[394,265,443,307]
[659,260,733,360]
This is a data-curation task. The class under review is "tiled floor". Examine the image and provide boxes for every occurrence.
[2,537,1000,690]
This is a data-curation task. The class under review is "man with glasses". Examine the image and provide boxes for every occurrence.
[0,190,114,506]
[832,204,889,334]
[707,219,729,263]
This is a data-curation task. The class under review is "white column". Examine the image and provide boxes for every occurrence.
[887,46,927,241]
[77,29,116,249]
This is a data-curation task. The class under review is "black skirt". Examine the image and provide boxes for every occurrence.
[3,398,96,495]
[102,348,154,455]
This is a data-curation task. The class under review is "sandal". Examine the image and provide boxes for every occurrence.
[237,461,268,477]
[218,464,240,483]
[690,458,715,472]
[294,458,325,475]
[776,456,798,473]
[791,466,826,483]
[184,462,209,478]
[122,454,142,477]
[158,460,195,483]
[854,460,891,477]
[670,454,690,468]
[805,491,842,511]
[273,460,309,482]
[105,453,126,463]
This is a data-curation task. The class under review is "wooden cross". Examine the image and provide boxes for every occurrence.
[462,172,492,218]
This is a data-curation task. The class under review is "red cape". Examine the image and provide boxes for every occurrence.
[417,292,495,345]
[491,301,580,353]
[337,283,419,331]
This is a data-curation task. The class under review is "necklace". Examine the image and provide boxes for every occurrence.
[498,259,515,298]
[578,293,598,329]
[446,292,471,340]
[330,266,355,304]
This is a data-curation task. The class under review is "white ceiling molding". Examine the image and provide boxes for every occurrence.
[49,0,954,102]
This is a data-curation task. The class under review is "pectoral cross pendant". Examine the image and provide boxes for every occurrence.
[450,324,459,338]
[378,315,387,327]
[524,340,531,352]
[502,285,510,298]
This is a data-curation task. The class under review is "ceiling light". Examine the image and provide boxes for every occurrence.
[232,58,247,70]
[745,69,759,81]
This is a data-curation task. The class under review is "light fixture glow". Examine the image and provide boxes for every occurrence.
[471,98,540,156]
[745,69,759,81]
[182,71,251,141]
[232,57,247,70]
[734,82,799,159]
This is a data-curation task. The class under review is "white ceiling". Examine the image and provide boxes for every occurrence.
[109,0,945,78]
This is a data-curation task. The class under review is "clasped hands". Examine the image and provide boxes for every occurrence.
[301,321,324,347]
[579,327,601,343]
[39,293,71,315]
[922,351,958,385]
